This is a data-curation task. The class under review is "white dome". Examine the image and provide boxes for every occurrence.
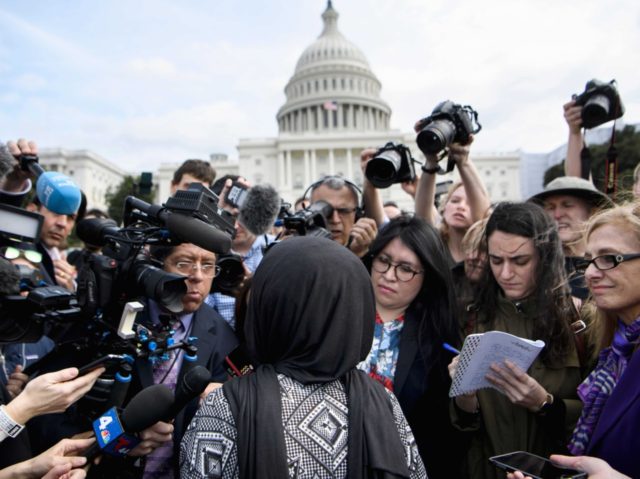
[277,1,391,134]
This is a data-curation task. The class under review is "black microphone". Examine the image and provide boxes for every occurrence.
[163,365,211,421]
[165,213,231,253]
[238,184,281,236]
[76,218,119,247]
[85,383,174,459]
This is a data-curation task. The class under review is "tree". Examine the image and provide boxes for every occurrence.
[105,175,155,225]
[544,125,640,200]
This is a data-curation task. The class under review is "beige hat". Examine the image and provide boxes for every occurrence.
[528,176,613,208]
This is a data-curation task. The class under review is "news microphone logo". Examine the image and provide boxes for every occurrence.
[92,407,139,457]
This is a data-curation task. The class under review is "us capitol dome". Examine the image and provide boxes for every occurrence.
[276,0,391,134]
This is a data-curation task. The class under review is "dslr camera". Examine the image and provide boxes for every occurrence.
[283,201,333,239]
[365,142,416,188]
[416,101,481,155]
[573,79,624,129]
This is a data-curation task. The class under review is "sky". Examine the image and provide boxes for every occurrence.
[0,0,638,173]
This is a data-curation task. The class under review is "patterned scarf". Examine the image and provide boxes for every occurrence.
[569,316,640,454]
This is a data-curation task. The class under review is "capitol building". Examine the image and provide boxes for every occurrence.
[41,1,526,212]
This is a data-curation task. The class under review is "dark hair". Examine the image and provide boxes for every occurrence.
[367,215,460,373]
[476,202,575,364]
[172,159,216,186]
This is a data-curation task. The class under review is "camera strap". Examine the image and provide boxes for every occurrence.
[603,123,619,198]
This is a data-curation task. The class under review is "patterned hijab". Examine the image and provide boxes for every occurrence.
[569,316,640,454]
[223,236,411,478]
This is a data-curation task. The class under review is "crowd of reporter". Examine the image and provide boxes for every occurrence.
[0,85,639,479]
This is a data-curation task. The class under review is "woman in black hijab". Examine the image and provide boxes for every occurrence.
[180,236,426,479]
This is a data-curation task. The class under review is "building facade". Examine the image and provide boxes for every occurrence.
[236,2,521,210]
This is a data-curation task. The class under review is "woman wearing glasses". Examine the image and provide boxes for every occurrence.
[449,202,586,479]
[358,215,466,479]
[559,202,640,478]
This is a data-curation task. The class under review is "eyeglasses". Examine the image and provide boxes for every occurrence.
[0,246,43,264]
[328,206,357,217]
[372,255,423,282]
[576,253,640,273]
[173,261,221,277]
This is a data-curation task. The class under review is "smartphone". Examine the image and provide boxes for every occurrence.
[224,345,254,377]
[489,452,587,479]
[77,354,125,375]
[225,182,248,208]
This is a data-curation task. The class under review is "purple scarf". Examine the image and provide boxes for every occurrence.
[569,316,640,455]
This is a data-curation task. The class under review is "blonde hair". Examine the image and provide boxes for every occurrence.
[584,200,640,350]
[438,181,464,244]
[461,217,488,255]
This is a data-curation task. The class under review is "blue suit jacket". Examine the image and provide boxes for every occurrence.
[586,348,640,478]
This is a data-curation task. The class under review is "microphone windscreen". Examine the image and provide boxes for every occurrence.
[120,384,174,432]
[0,257,20,295]
[36,171,82,215]
[0,143,15,181]
[165,213,231,254]
[239,184,280,236]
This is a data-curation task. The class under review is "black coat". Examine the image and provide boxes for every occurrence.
[393,309,469,479]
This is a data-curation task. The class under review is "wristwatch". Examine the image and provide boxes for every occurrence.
[536,392,554,415]
[0,405,25,439]
[421,163,441,174]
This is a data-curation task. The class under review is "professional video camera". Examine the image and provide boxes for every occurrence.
[573,79,624,129]
[14,183,234,414]
[365,142,416,188]
[281,201,333,239]
[416,101,481,172]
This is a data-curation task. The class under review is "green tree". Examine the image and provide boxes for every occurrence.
[543,125,640,200]
[105,175,156,225]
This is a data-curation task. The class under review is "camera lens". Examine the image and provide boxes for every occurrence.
[366,150,403,188]
[582,94,611,129]
[134,264,186,313]
[417,119,457,154]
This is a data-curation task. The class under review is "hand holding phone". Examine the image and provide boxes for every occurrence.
[489,451,587,479]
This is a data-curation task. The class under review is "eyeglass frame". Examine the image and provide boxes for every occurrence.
[172,261,221,277]
[576,253,640,273]
[371,255,424,282]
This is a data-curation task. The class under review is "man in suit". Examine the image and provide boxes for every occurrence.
[126,241,238,478]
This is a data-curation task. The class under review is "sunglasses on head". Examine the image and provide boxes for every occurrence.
[1,246,43,264]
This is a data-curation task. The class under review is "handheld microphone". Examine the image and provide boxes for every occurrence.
[239,184,281,236]
[163,365,211,421]
[86,384,174,459]
[19,154,82,215]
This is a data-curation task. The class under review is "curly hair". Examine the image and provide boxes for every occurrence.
[474,202,576,365]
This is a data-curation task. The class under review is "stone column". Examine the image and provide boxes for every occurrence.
[278,151,285,187]
[311,149,317,181]
[329,148,335,175]
[285,150,293,189]
[316,106,322,131]
[346,148,354,179]
[304,149,311,185]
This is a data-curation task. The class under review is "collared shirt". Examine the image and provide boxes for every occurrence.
[205,234,273,329]
[357,312,405,392]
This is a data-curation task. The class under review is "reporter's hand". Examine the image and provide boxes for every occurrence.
[1,138,36,192]
[563,100,583,134]
[217,177,251,214]
[449,135,474,167]
[128,420,174,457]
[401,175,419,199]
[486,359,548,412]
[348,217,377,257]
[53,257,77,292]
[6,365,29,399]
[448,356,479,413]
[359,148,377,178]
[6,367,104,424]
[28,437,93,479]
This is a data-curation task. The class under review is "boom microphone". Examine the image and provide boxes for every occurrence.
[165,213,231,254]
[0,143,14,180]
[239,183,281,236]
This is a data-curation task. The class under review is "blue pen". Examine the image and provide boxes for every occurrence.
[443,342,460,355]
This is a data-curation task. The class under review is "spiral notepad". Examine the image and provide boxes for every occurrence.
[449,330,545,397]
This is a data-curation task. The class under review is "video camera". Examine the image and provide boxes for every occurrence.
[416,101,481,172]
[281,201,333,239]
[365,142,416,188]
[573,79,624,129]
